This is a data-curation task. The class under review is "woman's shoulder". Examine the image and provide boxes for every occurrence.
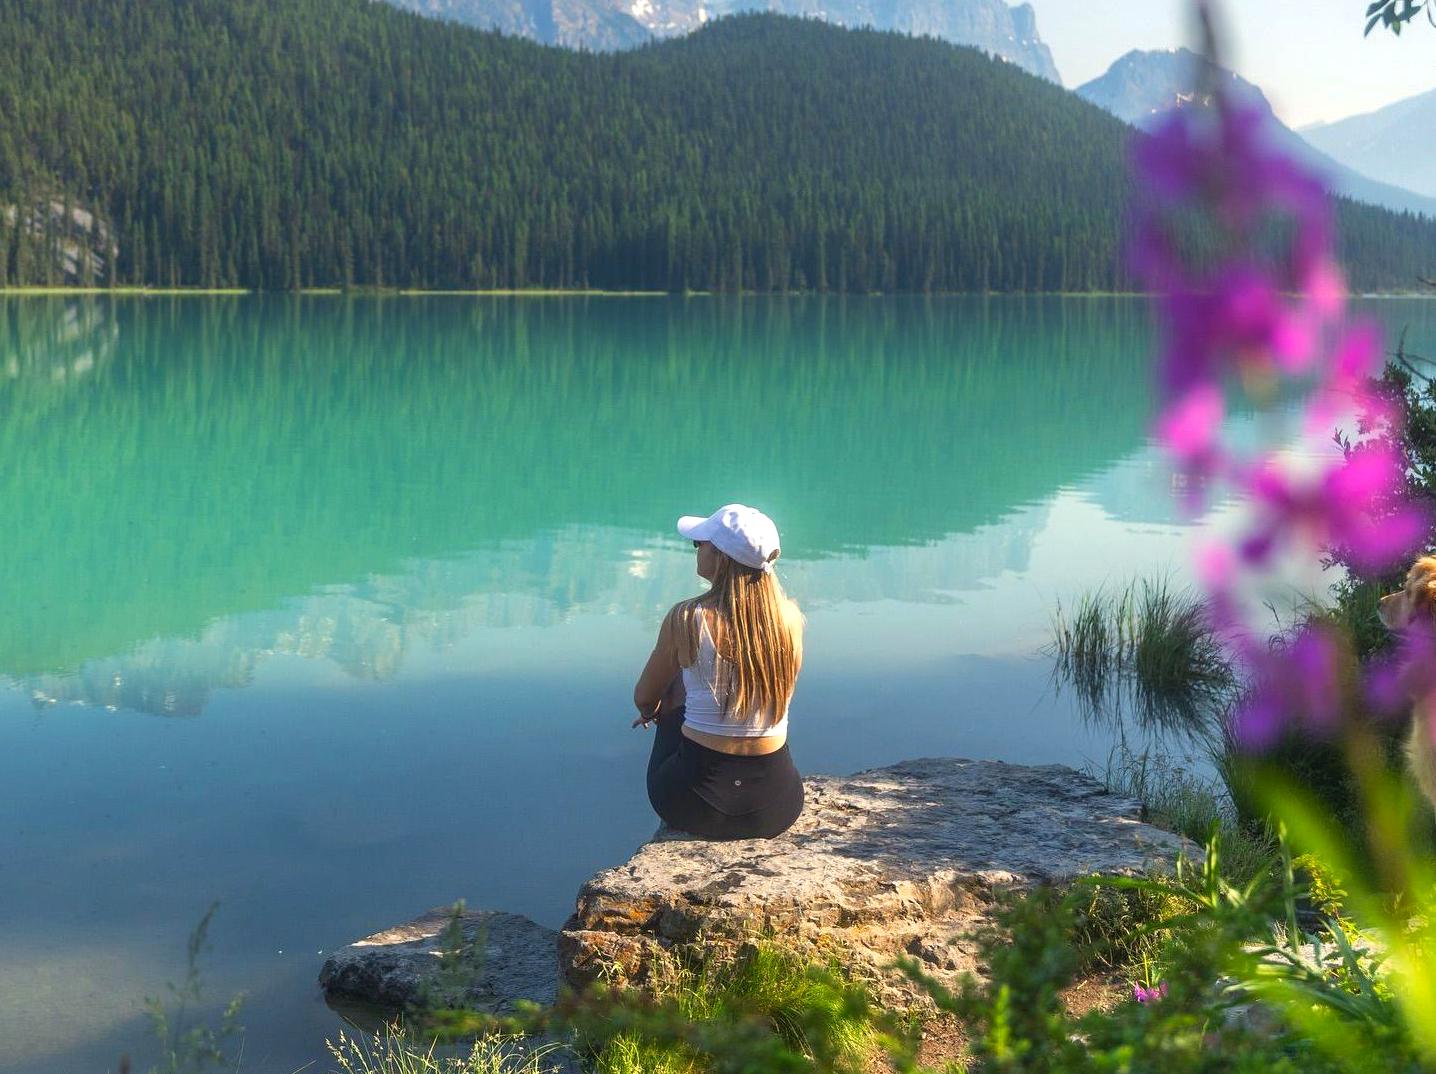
[661,596,707,665]
[665,594,709,624]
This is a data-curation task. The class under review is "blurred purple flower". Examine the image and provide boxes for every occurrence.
[1304,321,1387,434]
[1133,980,1169,1004]
[1231,626,1342,750]
[1366,617,1436,717]
[1238,444,1421,575]
[1133,102,1327,233]
[1131,32,1429,754]
[1159,383,1224,466]
[1153,268,1322,401]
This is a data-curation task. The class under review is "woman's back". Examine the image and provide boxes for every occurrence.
[678,601,802,742]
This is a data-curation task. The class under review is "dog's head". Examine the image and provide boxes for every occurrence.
[1380,556,1436,631]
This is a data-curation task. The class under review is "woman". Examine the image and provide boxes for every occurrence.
[632,504,806,840]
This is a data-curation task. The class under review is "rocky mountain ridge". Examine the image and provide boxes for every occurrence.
[382,0,1060,79]
[1303,88,1436,201]
[1076,48,1436,219]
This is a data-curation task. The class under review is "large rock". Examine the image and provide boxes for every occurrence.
[320,906,559,1013]
[559,757,1189,1005]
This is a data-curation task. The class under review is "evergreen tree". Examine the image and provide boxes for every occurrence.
[0,3,1431,292]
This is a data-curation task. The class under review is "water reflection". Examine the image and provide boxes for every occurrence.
[0,298,118,382]
[0,295,1160,707]
[16,505,1062,715]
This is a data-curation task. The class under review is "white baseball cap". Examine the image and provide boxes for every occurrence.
[676,504,782,572]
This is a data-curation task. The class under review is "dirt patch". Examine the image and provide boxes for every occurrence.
[871,974,1126,1072]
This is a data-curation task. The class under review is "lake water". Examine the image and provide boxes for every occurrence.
[3,294,1434,1073]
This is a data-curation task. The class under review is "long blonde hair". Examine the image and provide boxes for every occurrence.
[685,551,803,723]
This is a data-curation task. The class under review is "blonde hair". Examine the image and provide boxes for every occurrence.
[683,551,803,724]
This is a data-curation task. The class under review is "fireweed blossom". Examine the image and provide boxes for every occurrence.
[1133,981,1169,1004]
[1130,45,1430,750]
[1365,616,1436,718]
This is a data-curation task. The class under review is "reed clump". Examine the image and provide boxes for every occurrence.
[1050,578,1237,741]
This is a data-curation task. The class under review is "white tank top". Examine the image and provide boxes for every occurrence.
[680,611,790,738]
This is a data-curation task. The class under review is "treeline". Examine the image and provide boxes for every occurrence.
[0,2,1432,292]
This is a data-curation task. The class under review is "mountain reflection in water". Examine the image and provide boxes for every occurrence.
[1,295,1157,713]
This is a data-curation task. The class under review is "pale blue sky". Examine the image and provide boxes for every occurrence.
[1035,0,1436,128]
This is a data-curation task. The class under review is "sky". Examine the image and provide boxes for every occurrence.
[1035,0,1436,129]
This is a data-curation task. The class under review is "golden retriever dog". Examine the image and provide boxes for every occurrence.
[1379,555,1436,811]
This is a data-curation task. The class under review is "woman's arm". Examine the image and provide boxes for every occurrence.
[633,607,683,723]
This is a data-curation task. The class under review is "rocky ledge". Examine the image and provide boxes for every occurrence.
[320,758,1188,1011]
[558,758,1188,1005]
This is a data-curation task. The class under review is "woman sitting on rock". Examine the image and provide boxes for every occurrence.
[632,504,806,840]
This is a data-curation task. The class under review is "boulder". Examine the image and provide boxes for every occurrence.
[559,757,1190,1005]
[319,906,558,1013]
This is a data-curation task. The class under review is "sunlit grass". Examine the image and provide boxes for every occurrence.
[589,945,879,1074]
[326,1026,567,1074]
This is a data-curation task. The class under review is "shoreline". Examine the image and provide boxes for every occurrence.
[3,286,1435,298]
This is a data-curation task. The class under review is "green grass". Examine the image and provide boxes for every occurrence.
[592,1032,696,1074]
[1095,747,1276,889]
[326,1027,567,1074]
[587,945,881,1074]
[1065,748,1280,988]
[1050,577,1237,741]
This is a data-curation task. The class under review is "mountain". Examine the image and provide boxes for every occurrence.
[382,0,1060,79]
[384,0,651,49]
[1077,48,1436,219]
[1303,88,1436,201]
[1076,47,1226,126]
[2,3,1434,293]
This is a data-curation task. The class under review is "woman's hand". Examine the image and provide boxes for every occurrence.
[632,704,659,729]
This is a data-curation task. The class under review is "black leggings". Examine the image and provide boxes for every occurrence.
[646,706,805,840]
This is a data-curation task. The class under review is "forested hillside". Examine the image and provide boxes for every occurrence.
[0,2,1432,292]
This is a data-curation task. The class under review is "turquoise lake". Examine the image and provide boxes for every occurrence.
[4,294,1436,1073]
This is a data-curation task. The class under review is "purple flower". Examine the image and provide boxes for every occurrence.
[1236,442,1423,575]
[1134,980,1169,1004]
[1158,384,1224,466]
[1230,625,1342,751]
[1133,102,1325,227]
[1152,269,1319,400]
[1304,321,1386,434]
[1131,37,1430,757]
[1366,617,1436,717]
[1132,92,1339,423]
